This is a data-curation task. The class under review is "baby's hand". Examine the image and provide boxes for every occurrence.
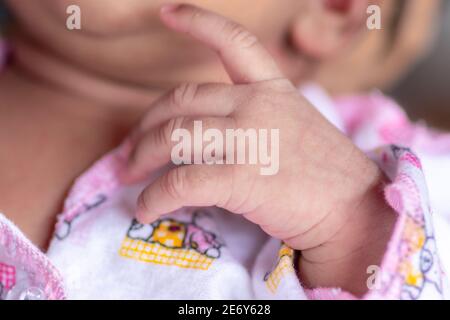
[123,4,395,295]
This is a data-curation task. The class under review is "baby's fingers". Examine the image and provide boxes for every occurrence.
[136,82,239,136]
[160,3,283,84]
[136,165,233,224]
[124,116,235,183]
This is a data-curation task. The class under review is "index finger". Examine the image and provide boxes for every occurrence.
[160,3,284,84]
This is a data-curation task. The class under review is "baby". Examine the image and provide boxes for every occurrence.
[0,0,448,300]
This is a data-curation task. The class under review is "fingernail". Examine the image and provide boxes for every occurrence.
[135,208,148,224]
[160,3,181,14]
[136,213,157,225]
[136,204,157,224]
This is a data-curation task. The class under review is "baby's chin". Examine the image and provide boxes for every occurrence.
[54,0,167,37]
[14,0,231,38]
[7,0,172,37]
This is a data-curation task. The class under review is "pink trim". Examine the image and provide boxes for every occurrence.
[0,39,65,299]
[364,147,442,300]
[305,288,357,300]
[0,215,66,300]
[302,146,444,300]
[0,125,132,300]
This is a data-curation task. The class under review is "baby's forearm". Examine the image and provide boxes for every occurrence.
[297,170,397,296]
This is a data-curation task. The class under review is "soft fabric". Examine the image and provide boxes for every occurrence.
[1,60,450,299]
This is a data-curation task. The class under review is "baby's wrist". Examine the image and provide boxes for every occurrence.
[297,165,397,296]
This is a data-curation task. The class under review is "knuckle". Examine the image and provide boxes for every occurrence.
[223,22,259,49]
[239,79,295,109]
[242,87,270,107]
[170,83,199,111]
[163,168,186,201]
[189,8,204,28]
[185,168,212,191]
[162,117,186,144]
[252,78,294,94]
[201,117,217,130]
[138,191,151,213]
[268,78,295,92]
[156,123,172,148]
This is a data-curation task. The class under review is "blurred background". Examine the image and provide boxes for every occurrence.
[0,1,449,128]
[390,3,450,129]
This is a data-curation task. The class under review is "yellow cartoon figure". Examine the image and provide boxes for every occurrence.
[120,212,224,270]
[398,217,442,299]
[151,220,186,248]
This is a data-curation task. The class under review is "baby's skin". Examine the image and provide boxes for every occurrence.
[123,4,396,296]
[0,1,415,297]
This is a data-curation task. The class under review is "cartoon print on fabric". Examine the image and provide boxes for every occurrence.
[55,194,107,240]
[0,262,16,300]
[263,244,296,293]
[119,211,224,270]
[400,233,442,300]
[391,145,422,170]
[376,146,444,300]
